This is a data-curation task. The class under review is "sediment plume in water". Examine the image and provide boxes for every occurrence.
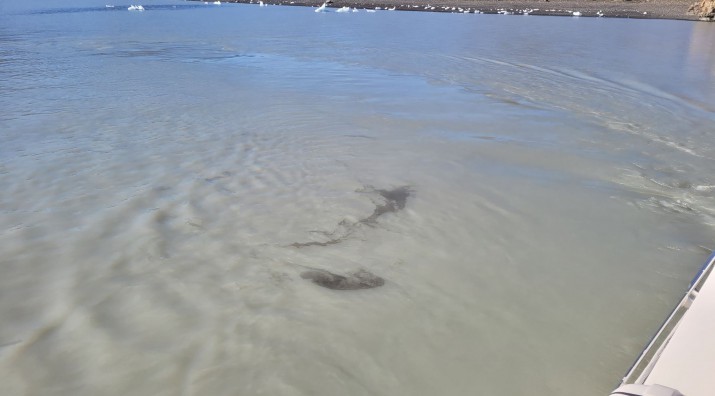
[291,186,409,289]
[290,185,412,248]
[361,185,412,225]
[300,268,386,290]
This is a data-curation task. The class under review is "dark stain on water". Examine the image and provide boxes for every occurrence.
[290,236,348,248]
[361,185,411,225]
[300,269,385,290]
[205,171,233,182]
[290,185,412,248]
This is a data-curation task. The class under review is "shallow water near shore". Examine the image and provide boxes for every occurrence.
[1,1,715,395]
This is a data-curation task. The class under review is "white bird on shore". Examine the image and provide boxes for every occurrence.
[315,2,327,12]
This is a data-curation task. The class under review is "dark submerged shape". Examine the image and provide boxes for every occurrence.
[361,186,412,225]
[290,185,412,248]
[300,269,385,290]
[290,235,349,248]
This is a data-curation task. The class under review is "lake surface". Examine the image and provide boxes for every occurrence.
[1,1,714,395]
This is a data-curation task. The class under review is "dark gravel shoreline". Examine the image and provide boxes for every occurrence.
[195,0,703,20]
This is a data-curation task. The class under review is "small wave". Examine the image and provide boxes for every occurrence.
[634,197,695,217]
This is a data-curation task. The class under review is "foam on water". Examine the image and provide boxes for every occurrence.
[1,2,714,396]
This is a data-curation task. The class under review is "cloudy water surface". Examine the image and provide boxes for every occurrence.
[1,1,714,395]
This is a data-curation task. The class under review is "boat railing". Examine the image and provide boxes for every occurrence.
[619,249,715,385]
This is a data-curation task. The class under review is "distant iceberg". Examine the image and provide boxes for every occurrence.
[128,5,144,11]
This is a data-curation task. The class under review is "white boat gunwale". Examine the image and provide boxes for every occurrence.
[617,249,715,387]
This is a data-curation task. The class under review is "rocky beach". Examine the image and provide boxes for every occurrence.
[197,0,714,20]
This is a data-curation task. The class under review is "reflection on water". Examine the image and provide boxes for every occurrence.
[1,2,714,396]
[689,22,715,91]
